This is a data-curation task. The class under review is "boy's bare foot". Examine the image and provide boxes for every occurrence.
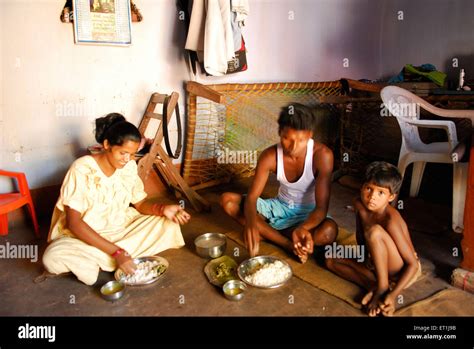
[366,295,382,317]
[380,305,395,317]
[363,289,387,317]
[379,292,396,316]
[361,290,374,306]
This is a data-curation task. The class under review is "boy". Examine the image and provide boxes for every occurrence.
[326,161,421,316]
[220,103,338,263]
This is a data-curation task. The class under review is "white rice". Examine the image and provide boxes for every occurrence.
[122,260,162,284]
[244,260,291,287]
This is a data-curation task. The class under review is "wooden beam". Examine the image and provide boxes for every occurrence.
[186,81,225,104]
[342,78,384,93]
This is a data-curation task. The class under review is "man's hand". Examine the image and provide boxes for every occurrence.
[163,205,191,225]
[292,227,313,263]
[244,223,260,257]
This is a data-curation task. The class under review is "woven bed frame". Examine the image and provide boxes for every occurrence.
[182,80,473,191]
[183,81,345,189]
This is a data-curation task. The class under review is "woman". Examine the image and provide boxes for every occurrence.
[42,113,190,285]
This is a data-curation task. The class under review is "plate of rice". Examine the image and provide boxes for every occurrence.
[115,256,168,286]
[237,256,292,288]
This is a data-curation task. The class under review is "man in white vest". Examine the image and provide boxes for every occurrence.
[220,103,338,263]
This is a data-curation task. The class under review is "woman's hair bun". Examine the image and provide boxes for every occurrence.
[95,113,126,143]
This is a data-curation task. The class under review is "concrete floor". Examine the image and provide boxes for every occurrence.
[0,178,468,316]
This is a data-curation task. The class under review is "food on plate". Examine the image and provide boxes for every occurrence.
[244,260,291,287]
[120,260,167,284]
[204,255,238,286]
[214,262,235,279]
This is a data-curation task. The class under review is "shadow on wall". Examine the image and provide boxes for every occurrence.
[320,0,384,81]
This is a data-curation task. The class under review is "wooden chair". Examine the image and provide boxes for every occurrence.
[137,92,210,212]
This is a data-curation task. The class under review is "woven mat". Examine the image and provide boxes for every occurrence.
[226,228,450,315]
[397,288,474,316]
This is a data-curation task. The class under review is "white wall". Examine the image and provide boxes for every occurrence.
[1,0,382,191]
[378,0,474,82]
[2,0,471,191]
[193,0,382,83]
[1,0,194,190]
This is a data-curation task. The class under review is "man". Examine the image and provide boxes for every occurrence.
[220,103,338,263]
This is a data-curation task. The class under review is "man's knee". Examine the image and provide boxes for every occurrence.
[326,219,338,242]
[220,192,241,216]
[315,218,338,245]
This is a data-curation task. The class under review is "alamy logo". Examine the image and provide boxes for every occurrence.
[324,242,365,262]
[380,101,420,118]
[18,323,56,342]
[216,147,257,168]
[0,242,38,262]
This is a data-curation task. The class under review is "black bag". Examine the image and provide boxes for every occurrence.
[226,35,248,74]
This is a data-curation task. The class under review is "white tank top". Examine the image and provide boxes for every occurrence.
[277,138,316,206]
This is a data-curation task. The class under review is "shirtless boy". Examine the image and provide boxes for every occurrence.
[326,161,421,316]
[220,103,338,263]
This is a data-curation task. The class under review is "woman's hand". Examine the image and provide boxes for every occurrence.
[114,250,136,275]
[163,205,191,225]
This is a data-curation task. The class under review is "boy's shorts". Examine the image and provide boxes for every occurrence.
[241,196,316,231]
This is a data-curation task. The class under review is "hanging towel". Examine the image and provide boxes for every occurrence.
[203,0,235,76]
[231,0,249,26]
[185,0,205,53]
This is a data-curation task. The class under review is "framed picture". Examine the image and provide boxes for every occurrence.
[72,0,132,46]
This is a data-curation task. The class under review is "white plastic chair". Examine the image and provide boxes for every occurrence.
[381,86,474,233]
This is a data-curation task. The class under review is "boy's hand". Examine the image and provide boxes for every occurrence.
[244,223,260,257]
[163,205,191,225]
[292,227,313,263]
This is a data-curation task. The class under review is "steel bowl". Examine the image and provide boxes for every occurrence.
[222,279,246,301]
[194,233,227,259]
[238,255,293,289]
[100,280,125,301]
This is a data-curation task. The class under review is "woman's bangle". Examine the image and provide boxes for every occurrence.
[111,248,125,258]
[152,203,165,216]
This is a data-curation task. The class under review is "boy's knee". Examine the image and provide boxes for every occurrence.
[364,224,385,242]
